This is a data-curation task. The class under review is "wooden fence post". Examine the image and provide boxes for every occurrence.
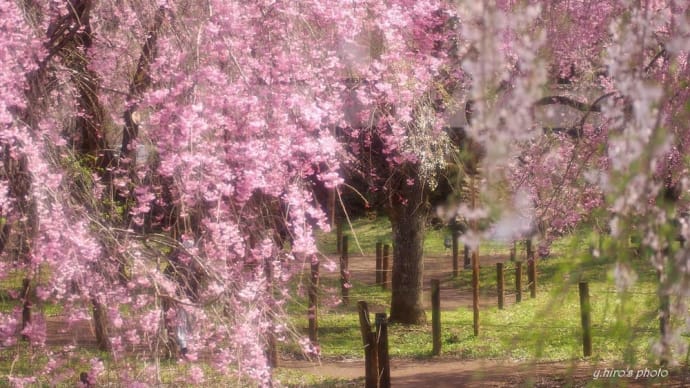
[20,278,32,342]
[358,301,377,388]
[309,261,319,343]
[515,262,522,303]
[496,263,504,310]
[463,245,470,269]
[472,246,479,336]
[376,242,383,286]
[376,313,391,388]
[578,282,592,357]
[528,259,537,299]
[659,270,670,366]
[382,244,390,290]
[510,241,516,261]
[265,258,278,368]
[341,236,349,306]
[328,188,336,229]
[336,221,343,254]
[431,279,441,355]
[452,230,459,278]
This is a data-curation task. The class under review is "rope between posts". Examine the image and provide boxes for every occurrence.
[305,284,663,294]
[296,321,660,334]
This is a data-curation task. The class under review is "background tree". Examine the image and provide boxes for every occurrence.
[336,1,462,324]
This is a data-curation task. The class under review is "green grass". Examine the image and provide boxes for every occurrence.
[0,268,63,316]
[287,278,661,363]
[0,344,359,387]
[316,214,514,257]
[275,368,363,387]
[297,220,674,367]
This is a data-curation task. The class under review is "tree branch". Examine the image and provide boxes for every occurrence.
[534,96,602,112]
[645,48,666,73]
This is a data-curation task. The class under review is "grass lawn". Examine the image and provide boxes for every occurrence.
[295,216,680,368]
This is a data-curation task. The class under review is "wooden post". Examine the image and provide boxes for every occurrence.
[382,244,390,290]
[328,188,336,228]
[528,259,537,299]
[452,230,459,278]
[341,236,350,306]
[376,313,391,388]
[470,173,479,336]
[308,261,319,343]
[510,241,516,261]
[376,242,383,286]
[515,262,522,303]
[20,278,31,341]
[265,258,278,368]
[472,246,479,336]
[578,282,592,357]
[431,279,441,356]
[527,239,536,299]
[496,263,504,310]
[336,221,343,254]
[358,301,377,388]
[659,270,670,366]
[463,245,470,269]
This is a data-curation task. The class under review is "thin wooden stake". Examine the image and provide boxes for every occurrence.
[515,262,522,303]
[431,279,441,355]
[265,258,278,368]
[358,301,377,388]
[328,188,336,229]
[528,259,537,299]
[376,242,383,286]
[452,230,459,278]
[308,261,319,343]
[376,313,391,388]
[336,221,343,254]
[20,278,31,342]
[382,244,390,290]
[470,173,479,337]
[659,270,670,366]
[463,245,470,269]
[472,247,479,336]
[341,236,350,306]
[496,263,504,310]
[578,282,592,357]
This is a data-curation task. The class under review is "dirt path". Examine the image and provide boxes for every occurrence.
[282,358,689,387]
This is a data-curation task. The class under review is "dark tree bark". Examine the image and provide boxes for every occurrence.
[21,278,32,340]
[2,149,38,340]
[91,299,111,351]
[387,165,429,324]
[48,0,113,352]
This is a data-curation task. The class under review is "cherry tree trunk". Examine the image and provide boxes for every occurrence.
[92,299,111,351]
[388,176,429,324]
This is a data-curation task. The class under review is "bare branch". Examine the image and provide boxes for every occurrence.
[534,96,602,112]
